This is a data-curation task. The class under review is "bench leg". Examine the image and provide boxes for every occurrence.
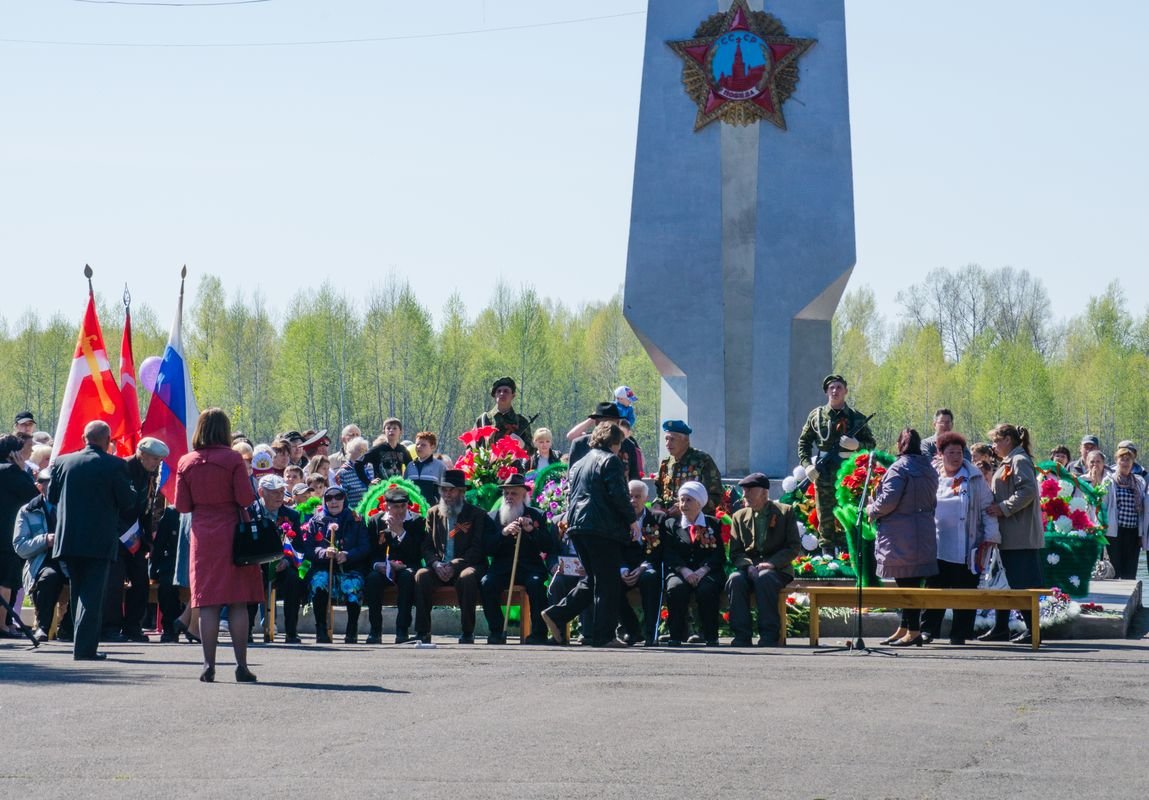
[809,597,820,647]
[1031,595,1040,651]
[267,586,277,641]
[519,591,531,643]
[777,593,788,646]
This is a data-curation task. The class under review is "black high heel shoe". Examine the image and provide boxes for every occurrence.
[199,665,215,682]
[235,666,258,683]
[878,633,904,645]
[889,633,925,647]
[174,619,201,644]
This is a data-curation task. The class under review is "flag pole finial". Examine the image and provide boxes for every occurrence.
[83,264,93,294]
[123,283,131,310]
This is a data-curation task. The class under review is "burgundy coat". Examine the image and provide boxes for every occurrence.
[868,454,939,579]
[174,445,262,607]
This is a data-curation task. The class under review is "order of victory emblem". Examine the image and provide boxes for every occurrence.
[668,0,816,132]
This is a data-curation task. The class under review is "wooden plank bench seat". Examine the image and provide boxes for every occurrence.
[800,586,1050,650]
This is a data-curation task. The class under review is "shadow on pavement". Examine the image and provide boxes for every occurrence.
[256,681,409,694]
[0,660,151,685]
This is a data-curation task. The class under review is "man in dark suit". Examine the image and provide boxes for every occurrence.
[414,469,492,644]
[479,474,555,645]
[724,473,802,647]
[48,420,138,660]
[618,479,667,646]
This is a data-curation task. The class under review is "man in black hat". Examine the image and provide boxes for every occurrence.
[568,402,641,480]
[797,375,875,556]
[415,469,493,643]
[479,474,555,644]
[476,377,535,455]
[13,410,36,436]
[725,473,802,647]
[654,419,723,515]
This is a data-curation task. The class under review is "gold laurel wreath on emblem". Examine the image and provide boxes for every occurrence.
[669,1,815,132]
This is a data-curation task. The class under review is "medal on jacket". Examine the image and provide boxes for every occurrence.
[643,521,661,554]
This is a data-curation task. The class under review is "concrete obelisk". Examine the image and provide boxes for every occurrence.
[624,0,855,477]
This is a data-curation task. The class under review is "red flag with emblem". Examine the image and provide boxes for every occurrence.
[50,287,126,460]
[116,302,141,456]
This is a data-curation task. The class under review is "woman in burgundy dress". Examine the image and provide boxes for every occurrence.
[175,408,263,683]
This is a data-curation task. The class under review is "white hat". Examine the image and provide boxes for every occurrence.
[677,480,708,507]
[258,474,286,491]
[138,437,170,458]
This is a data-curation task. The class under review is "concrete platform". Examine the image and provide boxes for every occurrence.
[3,629,1148,798]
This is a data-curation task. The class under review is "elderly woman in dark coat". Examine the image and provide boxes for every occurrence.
[867,428,939,647]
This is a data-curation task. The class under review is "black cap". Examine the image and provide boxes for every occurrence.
[737,472,771,490]
[490,377,516,397]
[588,402,622,421]
[822,374,847,392]
[14,410,34,425]
[439,469,468,489]
[283,430,304,443]
[499,473,529,489]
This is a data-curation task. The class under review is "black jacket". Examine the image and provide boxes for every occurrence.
[663,515,726,574]
[150,506,180,583]
[367,515,426,572]
[0,462,39,557]
[568,434,641,482]
[49,444,137,561]
[483,505,556,576]
[624,508,667,572]
[565,447,636,543]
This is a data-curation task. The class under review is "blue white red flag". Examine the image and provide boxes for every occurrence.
[140,269,198,502]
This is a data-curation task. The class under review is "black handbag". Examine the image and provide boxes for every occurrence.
[232,503,283,566]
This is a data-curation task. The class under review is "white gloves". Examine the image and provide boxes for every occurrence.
[840,435,860,451]
[805,463,818,482]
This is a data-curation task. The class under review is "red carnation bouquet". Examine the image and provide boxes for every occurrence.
[455,425,528,510]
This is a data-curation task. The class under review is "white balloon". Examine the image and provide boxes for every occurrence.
[792,465,806,480]
[138,356,163,393]
[781,476,798,494]
[801,533,818,551]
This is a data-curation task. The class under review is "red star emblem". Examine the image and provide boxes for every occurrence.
[668,0,815,131]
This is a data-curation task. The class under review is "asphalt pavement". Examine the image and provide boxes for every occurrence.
[2,634,1147,799]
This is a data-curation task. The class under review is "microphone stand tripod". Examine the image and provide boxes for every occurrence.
[0,591,40,648]
[814,451,895,656]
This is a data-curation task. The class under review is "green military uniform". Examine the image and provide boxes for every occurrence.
[476,407,535,456]
[797,403,876,549]
[656,447,724,515]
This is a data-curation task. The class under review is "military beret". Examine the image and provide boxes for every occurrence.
[490,377,516,396]
[737,472,770,490]
[137,437,170,458]
[822,374,847,392]
[662,419,692,435]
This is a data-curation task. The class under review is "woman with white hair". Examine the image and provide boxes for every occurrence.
[662,480,725,647]
[336,436,374,510]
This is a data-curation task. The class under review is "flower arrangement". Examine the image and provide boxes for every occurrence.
[535,476,570,525]
[1035,460,1107,597]
[355,476,432,520]
[455,424,528,511]
[791,553,857,580]
[294,496,322,524]
[776,469,818,549]
[834,450,894,588]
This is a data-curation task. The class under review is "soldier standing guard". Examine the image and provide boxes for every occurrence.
[477,377,535,455]
[797,375,875,556]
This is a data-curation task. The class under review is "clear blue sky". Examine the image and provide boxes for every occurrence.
[2,0,1146,330]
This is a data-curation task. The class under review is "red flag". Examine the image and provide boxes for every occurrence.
[50,289,126,460]
[116,303,141,457]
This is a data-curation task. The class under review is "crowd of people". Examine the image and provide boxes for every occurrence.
[3,373,1146,680]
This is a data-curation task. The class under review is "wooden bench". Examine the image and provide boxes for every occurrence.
[801,587,1050,650]
[264,584,532,642]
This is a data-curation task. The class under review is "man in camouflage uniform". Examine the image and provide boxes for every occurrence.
[477,376,535,455]
[797,375,875,556]
[655,420,723,515]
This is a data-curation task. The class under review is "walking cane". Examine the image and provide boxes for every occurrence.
[265,567,275,643]
[327,522,339,638]
[0,591,38,648]
[504,520,525,639]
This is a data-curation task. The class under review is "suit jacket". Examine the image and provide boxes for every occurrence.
[728,501,801,576]
[367,515,426,571]
[623,508,667,572]
[421,501,490,573]
[48,444,137,561]
[483,505,556,576]
[662,515,726,575]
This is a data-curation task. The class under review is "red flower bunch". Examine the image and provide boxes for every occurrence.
[279,522,296,540]
[314,531,324,543]
[1040,478,1062,499]
[458,425,498,447]
[785,596,797,606]
[721,611,730,623]
[802,562,813,573]
[660,608,669,621]
[840,453,887,501]
[1068,509,1092,531]
[1044,497,1070,521]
